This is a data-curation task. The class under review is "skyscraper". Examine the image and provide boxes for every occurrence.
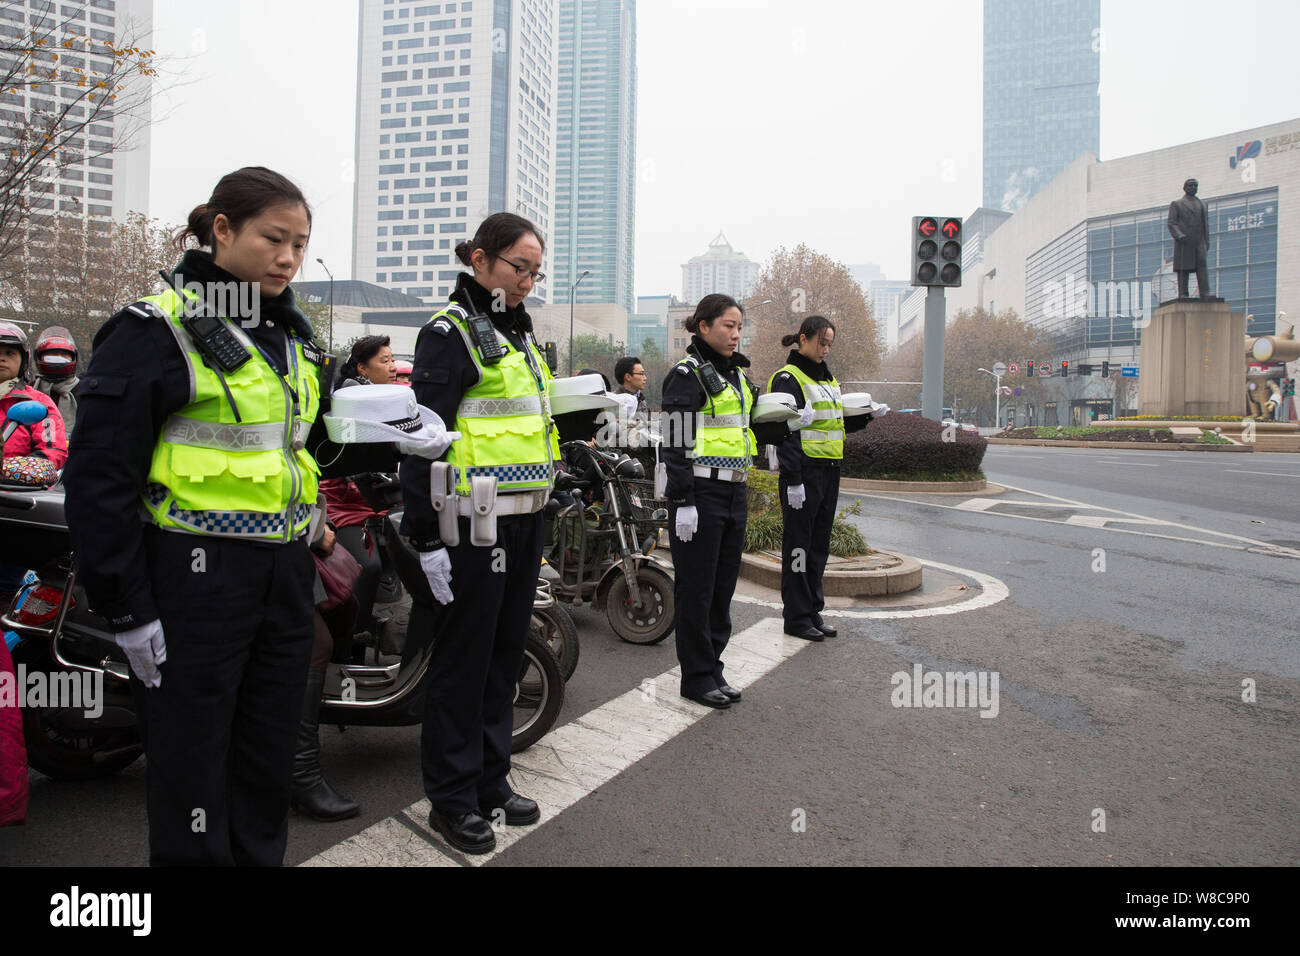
[553,0,635,314]
[681,231,758,306]
[983,0,1099,212]
[351,0,559,304]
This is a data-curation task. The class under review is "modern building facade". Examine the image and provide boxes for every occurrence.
[352,0,559,305]
[0,0,152,224]
[983,0,1100,213]
[867,279,909,351]
[947,118,1297,425]
[681,231,759,305]
[553,0,635,314]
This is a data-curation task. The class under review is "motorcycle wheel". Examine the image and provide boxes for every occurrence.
[530,603,579,682]
[512,633,565,753]
[21,706,143,780]
[606,566,675,645]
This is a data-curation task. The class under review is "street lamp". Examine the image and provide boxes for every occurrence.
[569,269,590,376]
[316,257,334,351]
[977,367,1003,428]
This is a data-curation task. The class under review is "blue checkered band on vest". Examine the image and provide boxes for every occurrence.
[458,463,551,484]
[145,483,312,538]
[691,455,750,469]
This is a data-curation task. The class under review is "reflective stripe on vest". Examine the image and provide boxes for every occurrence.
[436,304,558,496]
[140,287,321,541]
[680,354,756,475]
[769,363,844,460]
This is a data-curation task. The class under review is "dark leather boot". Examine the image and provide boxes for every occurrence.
[292,668,360,822]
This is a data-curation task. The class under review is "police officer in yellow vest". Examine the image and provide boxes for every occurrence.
[660,294,761,708]
[399,213,559,855]
[767,315,869,640]
[63,168,412,865]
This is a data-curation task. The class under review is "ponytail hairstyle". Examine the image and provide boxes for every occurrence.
[683,293,743,334]
[455,212,545,269]
[340,334,391,383]
[174,167,312,253]
[781,314,836,348]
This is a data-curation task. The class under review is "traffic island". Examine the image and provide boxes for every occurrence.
[738,548,922,597]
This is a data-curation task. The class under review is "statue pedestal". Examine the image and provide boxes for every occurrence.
[1138,300,1245,418]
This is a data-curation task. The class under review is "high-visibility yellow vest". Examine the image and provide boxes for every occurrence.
[769,362,844,459]
[140,287,322,541]
[677,353,757,472]
[437,304,559,496]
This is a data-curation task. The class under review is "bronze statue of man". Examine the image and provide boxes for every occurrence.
[1167,178,1212,299]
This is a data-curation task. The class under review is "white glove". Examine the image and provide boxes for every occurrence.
[786,483,806,510]
[873,403,890,417]
[419,547,454,605]
[794,403,816,429]
[396,429,461,460]
[115,619,166,688]
[675,504,699,542]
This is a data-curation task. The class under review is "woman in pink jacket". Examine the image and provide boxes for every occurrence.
[1,321,67,468]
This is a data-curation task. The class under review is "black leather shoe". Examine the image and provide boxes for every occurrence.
[717,684,742,702]
[428,808,496,854]
[480,794,540,826]
[784,625,825,642]
[814,620,838,638]
[683,689,731,708]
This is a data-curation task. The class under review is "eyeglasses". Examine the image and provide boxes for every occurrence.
[498,255,545,284]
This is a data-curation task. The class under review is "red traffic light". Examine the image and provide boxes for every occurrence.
[941,219,960,239]
[918,217,937,237]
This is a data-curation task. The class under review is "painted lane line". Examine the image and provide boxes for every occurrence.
[300,618,800,868]
[1093,460,1160,466]
[1065,515,1161,528]
[1224,469,1300,478]
[733,558,1010,620]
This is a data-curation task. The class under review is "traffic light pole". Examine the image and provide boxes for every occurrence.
[921,286,945,421]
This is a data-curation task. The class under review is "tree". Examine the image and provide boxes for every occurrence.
[743,244,881,390]
[935,308,1053,426]
[296,297,332,348]
[635,335,665,406]
[564,333,625,385]
[0,210,173,351]
[0,14,159,280]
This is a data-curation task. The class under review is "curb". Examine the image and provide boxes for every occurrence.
[986,438,1250,451]
[738,548,923,597]
[838,476,988,493]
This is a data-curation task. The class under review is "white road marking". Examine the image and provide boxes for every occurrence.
[301,618,803,868]
[1093,460,1160,466]
[733,558,1010,620]
[1065,515,1160,528]
[1224,469,1300,478]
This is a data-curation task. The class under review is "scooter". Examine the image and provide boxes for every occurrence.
[1,404,567,779]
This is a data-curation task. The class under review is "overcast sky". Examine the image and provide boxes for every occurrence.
[147,0,1300,301]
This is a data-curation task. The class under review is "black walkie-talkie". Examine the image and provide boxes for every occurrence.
[182,312,252,372]
[696,360,727,396]
[465,310,508,365]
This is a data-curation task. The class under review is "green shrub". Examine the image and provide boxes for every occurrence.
[841,414,987,480]
[743,467,870,556]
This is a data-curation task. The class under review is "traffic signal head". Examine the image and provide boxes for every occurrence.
[1026,360,1034,379]
[1102,360,1110,378]
[911,216,962,287]
[1060,360,1069,377]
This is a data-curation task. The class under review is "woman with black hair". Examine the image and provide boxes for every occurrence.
[767,315,870,641]
[399,212,559,854]
[659,293,760,708]
[338,335,396,387]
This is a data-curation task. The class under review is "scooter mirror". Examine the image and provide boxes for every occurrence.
[5,400,47,426]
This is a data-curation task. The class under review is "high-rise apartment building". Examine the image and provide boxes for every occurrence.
[681,231,759,306]
[983,0,1099,212]
[0,0,152,224]
[352,0,559,304]
[553,0,635,314]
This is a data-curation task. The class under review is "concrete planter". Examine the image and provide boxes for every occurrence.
[739,548,922,597]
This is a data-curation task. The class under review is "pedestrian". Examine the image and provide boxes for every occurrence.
[399,211,558,854]
[61,167,429,865]
[660,293,758,708]
[767,315,869,640]
[31,326,80,438]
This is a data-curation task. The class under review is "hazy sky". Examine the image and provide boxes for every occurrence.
[147,0,1300,301]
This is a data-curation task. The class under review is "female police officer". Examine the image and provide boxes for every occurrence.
[399,212,559,855]
[63,168,427,865]
[767,315,870,641]
[660,293,762,708]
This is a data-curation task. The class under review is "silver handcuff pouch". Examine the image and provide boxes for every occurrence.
[430,461,460,547]
[469,474,499,546]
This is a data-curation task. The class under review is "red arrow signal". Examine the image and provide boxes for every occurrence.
[918,217,937,237]
[941,219,960,238]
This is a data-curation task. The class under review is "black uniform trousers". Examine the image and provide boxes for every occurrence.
[421,511,543,815]
[129,527,315,866]
[779,465,840,631]
[669,477,748,697]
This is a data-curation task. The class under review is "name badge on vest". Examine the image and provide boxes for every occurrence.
[300,342,324,366]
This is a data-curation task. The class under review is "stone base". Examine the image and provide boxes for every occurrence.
[1137,300,1245,418]
[738,548,922,596]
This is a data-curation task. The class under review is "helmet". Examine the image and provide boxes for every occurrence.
[34,325,78,379]
[0,320,30,380]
